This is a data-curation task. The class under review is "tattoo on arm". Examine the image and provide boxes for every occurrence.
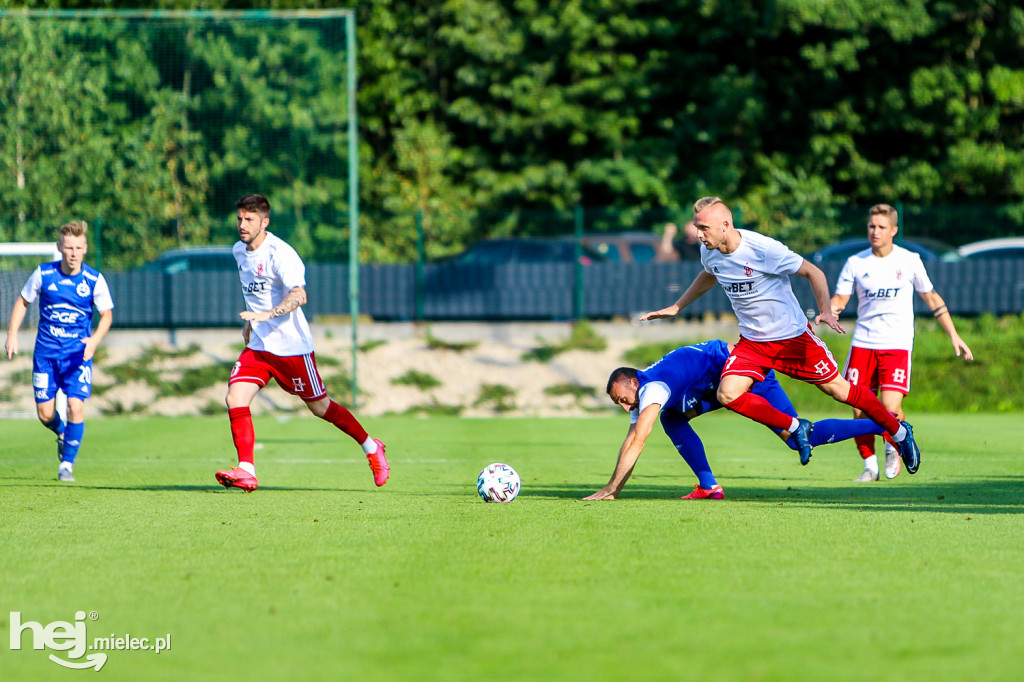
[271,288,306,318]
[932,304,949,318]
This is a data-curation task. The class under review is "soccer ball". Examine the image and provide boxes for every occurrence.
[476,463,521,503]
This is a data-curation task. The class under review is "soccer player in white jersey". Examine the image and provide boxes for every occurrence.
[5,221,114,482]
[640,196,922,474]
[831,204,973,482]
[215,194,389,492]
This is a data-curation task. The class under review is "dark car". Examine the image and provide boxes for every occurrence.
[581,231,679,264]
[955,238,1024,260]
[448,237,609,266]
[137,246,237,274]
[808,237,957,265]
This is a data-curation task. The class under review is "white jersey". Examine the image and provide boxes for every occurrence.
[835,244,933,351]
[701,229,808,342]
[234,232,315,356]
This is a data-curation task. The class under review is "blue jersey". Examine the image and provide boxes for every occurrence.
[20,261,114,360]
[636,340,731,415]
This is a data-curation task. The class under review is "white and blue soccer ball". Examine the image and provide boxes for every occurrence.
[476,463,521,503]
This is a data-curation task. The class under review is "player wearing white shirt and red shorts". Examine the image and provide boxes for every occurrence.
[831,204,972,482]
[641,196,922,473]
[215,194,389,492]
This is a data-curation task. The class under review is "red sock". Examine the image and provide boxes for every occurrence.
[845,385,901,436]
[322,400,368,444]
[723,391,795,432]
[229,406,255,465]
[855,434,876,458]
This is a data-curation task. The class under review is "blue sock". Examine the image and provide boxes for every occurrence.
[62,422,85,464]
[44,414,66,437]
[811,419,885,446]
[665,419,717,489]
[784,419,884,450]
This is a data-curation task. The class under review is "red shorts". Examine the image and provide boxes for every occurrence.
[722,328,840,384]
[842,346,911,395]
[229,348,327,401]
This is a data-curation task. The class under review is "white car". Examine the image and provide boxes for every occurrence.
[956,237,1024,260]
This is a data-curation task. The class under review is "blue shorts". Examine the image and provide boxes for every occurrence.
[32,353,93,403]
[690,369,797,425]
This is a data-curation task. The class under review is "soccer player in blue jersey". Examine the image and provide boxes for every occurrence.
[5,221,114,482]
[583,340,886,500]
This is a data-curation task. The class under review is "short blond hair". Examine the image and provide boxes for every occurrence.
[693,196,726,214]
[59,221,88,242]
[868,203,898,225]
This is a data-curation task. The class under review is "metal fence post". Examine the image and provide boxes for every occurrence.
[415,210,425,321]
[573,205,584,319]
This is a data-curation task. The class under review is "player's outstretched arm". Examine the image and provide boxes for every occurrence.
[639,270,717,321]
[919,290,974,360]
[5,296,29,359]
[240,286,307,323]
[583,404,660,500]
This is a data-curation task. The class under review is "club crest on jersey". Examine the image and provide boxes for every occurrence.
[256,263,264,277]
[743,265,753,277]
[76,281,91,297]
[896,269,903,280]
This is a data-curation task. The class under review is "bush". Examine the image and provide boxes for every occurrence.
[474,384,517,412]
[521,321,607,363]
[425,328,478,353]
[391,370,442,391]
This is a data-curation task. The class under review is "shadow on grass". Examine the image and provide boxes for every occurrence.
[527,476,1024,514]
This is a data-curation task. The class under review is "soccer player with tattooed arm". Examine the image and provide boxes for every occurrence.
[214,194,389,492]
[639,197,922,474]
[830,203,973,482]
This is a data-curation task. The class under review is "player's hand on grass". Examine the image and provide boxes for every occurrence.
[582,486,618,501]
[814,310,846,334]
[638,304,680,322]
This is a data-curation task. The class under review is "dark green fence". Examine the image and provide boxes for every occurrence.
[1,259,1012,329]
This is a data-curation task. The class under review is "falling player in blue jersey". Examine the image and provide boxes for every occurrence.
[5,221,114,482]
[584,340,887,500]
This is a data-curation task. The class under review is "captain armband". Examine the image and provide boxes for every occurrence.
[931,305,949,318]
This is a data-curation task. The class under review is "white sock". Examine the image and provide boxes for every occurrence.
[58,461,73,473]
[360,437,377,455]
[788,418,800,434]
[894,425,907,442]
[238,461,256,476]
[884,442,898,456]
[863,455,879,474]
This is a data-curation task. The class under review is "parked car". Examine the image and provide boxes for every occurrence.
[447,237,608,266]
[580,231,679,263]
[137,246,236,274]
[808,237,957,265]
[955,237,1024,260]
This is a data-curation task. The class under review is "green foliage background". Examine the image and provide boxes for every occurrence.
[2,0,1024,267]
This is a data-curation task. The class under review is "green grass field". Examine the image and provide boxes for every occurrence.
[2,412,1023,681]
